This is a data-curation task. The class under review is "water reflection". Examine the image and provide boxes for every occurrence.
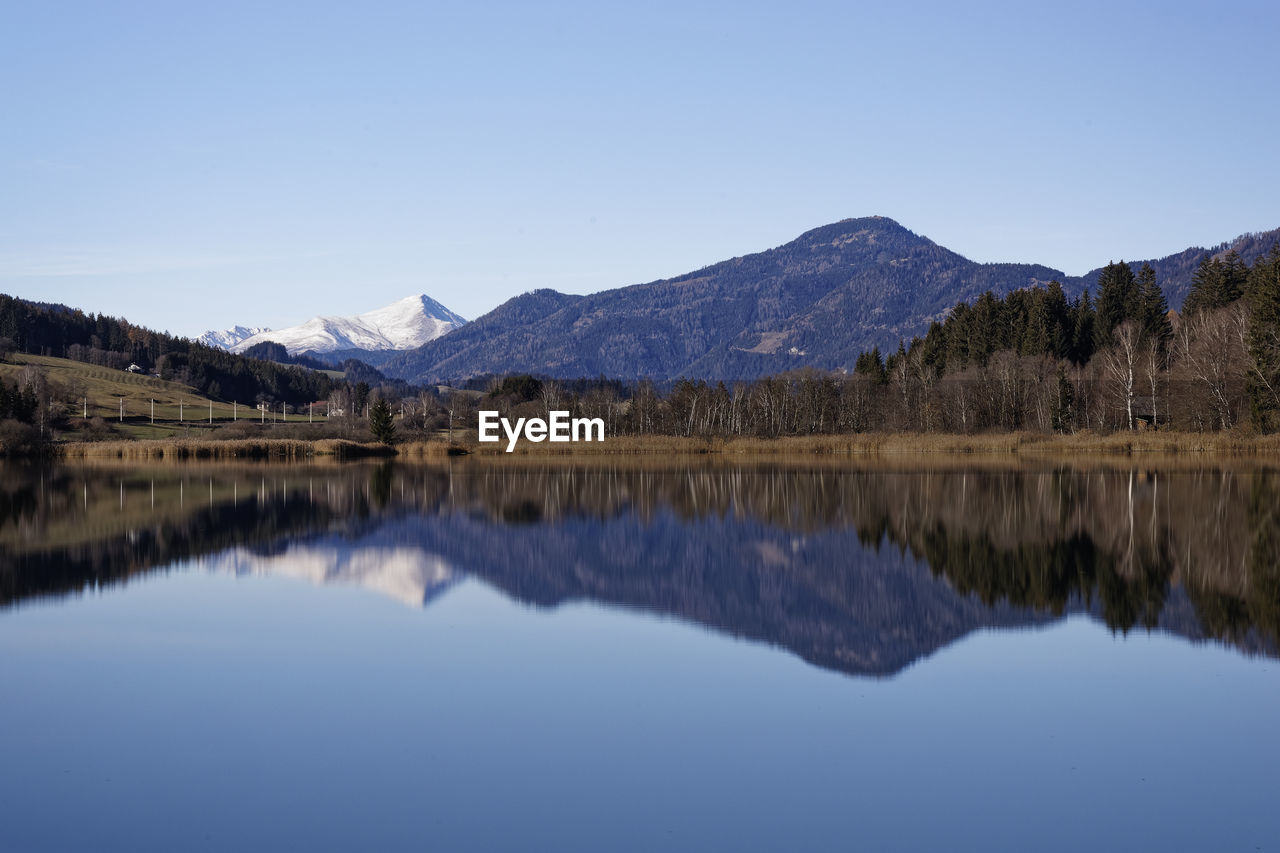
[3,460,1277,676]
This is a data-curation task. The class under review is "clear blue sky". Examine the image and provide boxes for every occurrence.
[2,0,1276,338]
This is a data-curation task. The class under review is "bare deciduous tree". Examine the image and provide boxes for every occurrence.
[1100,321,1140,430]
[1175,304,1249,430]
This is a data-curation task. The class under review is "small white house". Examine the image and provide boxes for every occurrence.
[126,363,143,373]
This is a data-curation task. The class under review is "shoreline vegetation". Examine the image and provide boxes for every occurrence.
[5,244,1280,463]
[52,430,1280,461]
[58,437,397,460]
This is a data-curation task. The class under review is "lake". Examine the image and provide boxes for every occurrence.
[1,458,1277,852]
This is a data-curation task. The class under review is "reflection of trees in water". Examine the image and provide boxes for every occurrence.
[1247,474,1280,639]
[0,463,452,607]
[1189,472,1280,646]
[447,463,1278,647]
[2,461,1277,654]
[1,495,335,606]
[369,462,393,510]
[917,529,1172,632]
[906,469,1177,634]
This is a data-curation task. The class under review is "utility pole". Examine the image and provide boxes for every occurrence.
[208,399,212,424]
[83,397,87,418]
[309,402,313,424]
[150,399,154,424]
[119,398,124,421]
[179,399,183,422]
[233,401,237,421]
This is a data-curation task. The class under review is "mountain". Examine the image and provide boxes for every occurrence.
[5,463,1274,679]
[197,324,270,350]
[382,217,1063,383]
[381,217,1280,384]
[227,294,466,358]
[1072,228,1280,311]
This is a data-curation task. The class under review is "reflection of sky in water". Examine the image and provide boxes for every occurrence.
[1,568,1275,853]
[2,463,1279,851]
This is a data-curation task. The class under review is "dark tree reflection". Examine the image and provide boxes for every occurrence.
[2,460,1276,676]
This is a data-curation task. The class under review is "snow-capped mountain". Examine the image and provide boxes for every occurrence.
[227,294,466,355]
[197,325,271,350]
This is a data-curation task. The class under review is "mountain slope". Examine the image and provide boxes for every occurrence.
[197,325,270,349]
[1069,228,1280,310]
[229,294,466,356]
[386,218,1280,384]
[383,217,1063,383]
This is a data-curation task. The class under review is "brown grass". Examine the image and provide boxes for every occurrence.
[395,440,472,459]
[58,437,394,460]
[439,430,1280,458]
[52,430,1280,463]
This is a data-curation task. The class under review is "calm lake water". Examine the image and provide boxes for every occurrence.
[2,459,1277,852]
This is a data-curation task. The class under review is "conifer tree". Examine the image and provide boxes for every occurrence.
[1020,290,1050,357]
[369,396,396,445]
[1070,289,1096,365]
[971,291,1000,365]
[920,322,947,372]
[1044,281,1071,359]
[1183,256,1220,318]
[1094,261,1138,349]
[1222,249,1249,304]
[854,346,887,383]
[945,302,972,369]
[1183,253,1246,317]
[1246,245,1280,430]
[1136,263,1172,356]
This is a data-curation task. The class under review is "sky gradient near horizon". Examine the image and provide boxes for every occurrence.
[2,0,1277,338]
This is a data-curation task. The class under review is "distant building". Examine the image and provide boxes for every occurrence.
[126,363,143,373]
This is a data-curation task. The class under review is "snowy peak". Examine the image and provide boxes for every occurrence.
[197,325,271,350]
[228,294,466,355]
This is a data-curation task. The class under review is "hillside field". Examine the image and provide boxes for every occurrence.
[0,353,331,439]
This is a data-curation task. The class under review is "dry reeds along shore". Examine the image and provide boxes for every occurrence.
[58,438,396,461]
[401,430,1280,457]
[53,430,1280,461]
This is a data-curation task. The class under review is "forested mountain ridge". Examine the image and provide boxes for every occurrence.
[382,218,1064,382]
[1072,228,1280,311]
[384,217,1279,383]
[0,294,335,408]
[389,288,586,382]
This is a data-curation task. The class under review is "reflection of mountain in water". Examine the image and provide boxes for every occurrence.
[2,462,1277,678]
[203,535,457,608]
[398,512,1062,676]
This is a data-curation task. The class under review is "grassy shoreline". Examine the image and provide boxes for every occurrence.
[42,430,1280,462]
[56,437,396,460]
[400,430,1280,457]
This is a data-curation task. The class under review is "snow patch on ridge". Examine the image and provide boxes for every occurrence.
[197,325,271,349]
[203,295,467,355]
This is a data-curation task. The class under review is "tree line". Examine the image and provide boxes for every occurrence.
[6,242,1280,449]
[456,245,1280,437]
[0,295,336,408]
